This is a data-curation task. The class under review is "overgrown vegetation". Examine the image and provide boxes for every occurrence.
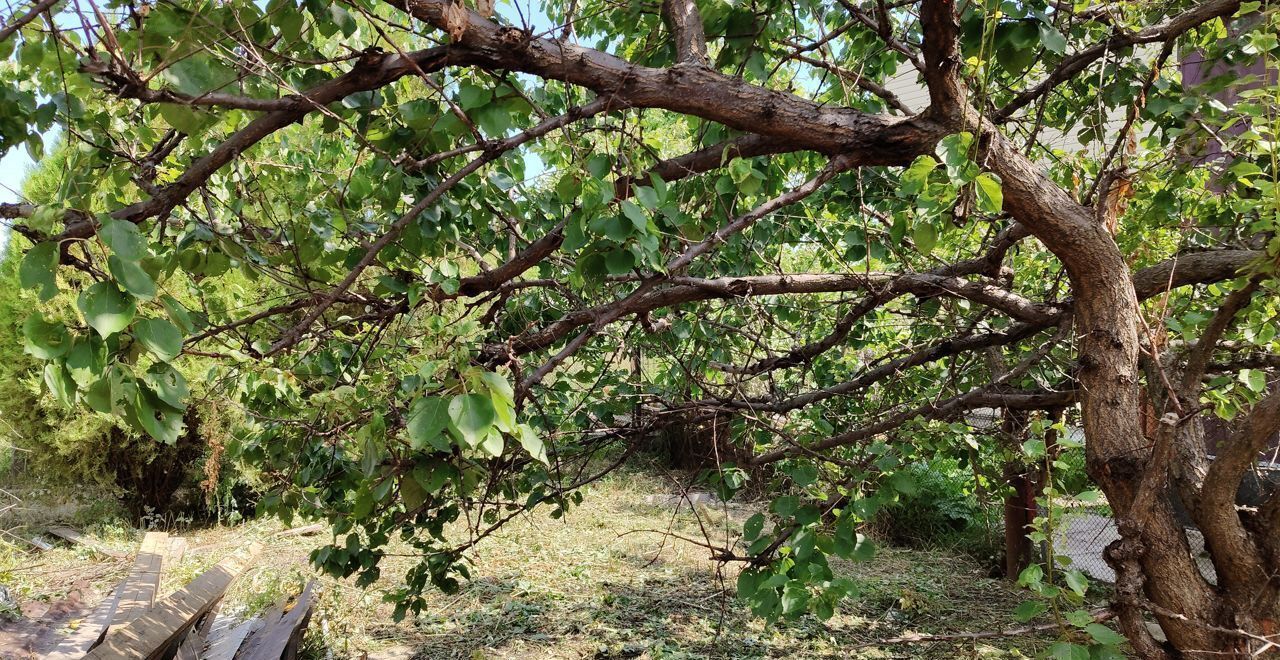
[1,0,1278,656]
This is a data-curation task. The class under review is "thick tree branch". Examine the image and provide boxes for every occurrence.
[660,0,708,65]
[0,0,58,43]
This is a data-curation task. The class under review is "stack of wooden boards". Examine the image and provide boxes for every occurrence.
[42,531,316,660]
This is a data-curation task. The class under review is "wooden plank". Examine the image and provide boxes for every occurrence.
[84,542,261,660]
[42,587,122,659]
[200,617,256,660]
[111,531,169,627]
[168,537,189,564]
[173,603,219,660]
[47,527,129,559]
[271,524,324,539]
[235,581,316,660]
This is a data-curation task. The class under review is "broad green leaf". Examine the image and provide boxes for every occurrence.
[479,430,504,457]
[43,362,76,406]
[604,249,634,275]
[1013,599,1047,622]
[400,473,428,511]
[1049,642,1090,660]
[413,460,454,494]
[516,424,548,465]
[19,242,59,301]
[913,223,937,255]
[78,282,136,338]
[1064,569,1089,596]
[134,387,185,444]
[65,334,106,386]
[144,362,189,409]
[743,513,765,541]
[158,104,207,135]
[974,172,1003,213]
[108,255,157,300]
[408,396,452,451]
[889,472,918,496]
[449,393,495,448]
[1241,368,1267,393]
[901,155,937,195]
[1084,623,1126,646]
[98,218,147,260]
[1038,24,1068,54]
[23,313,71,359]
[134,318,183,362]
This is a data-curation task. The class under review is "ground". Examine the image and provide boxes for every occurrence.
[1,464,1071,659]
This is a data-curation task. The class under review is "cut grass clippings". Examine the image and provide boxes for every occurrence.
[2,465,1070,658]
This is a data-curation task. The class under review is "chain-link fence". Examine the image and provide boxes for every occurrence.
[1049,505,1217,584]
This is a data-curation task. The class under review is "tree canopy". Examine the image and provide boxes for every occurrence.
[2,0,1278,655]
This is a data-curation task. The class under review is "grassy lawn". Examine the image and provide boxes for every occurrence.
[1,463,1063,658]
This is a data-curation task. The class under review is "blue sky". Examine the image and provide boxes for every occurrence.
[0,144,33,204]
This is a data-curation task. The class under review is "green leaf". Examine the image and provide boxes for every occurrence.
[1084,623,1126,646]
[604,249,635,275]
[159,104,208,135]
[479,371,515,408]
[449,393,495,448]
[974,172,1003,213]
[408,396,453,451]
[18,242,59,301]
[889,472,918,496]
[98,218,148,260]
[65,334,106,387]
[1038,24,1068,54]
[1063,569,1089,596]
[134,387,185,444]
[937,132,975,178]
[913,223,937,255]
[108,255,157,300]
[144,362,189,409]
[851,534,876,561]
[743,513,764,541]
[1013,599,1047,622]
[1049,642,1091,660]
[517,424,548,465]
[134,318,183,362]
[457,83,491,110]
[412,461,453,496]
[771,495,799,517]
[43,362,75,406]
[23,313,71,359]
[479,430,504,457]
[84,375,114,414]
[78,282,137,338]
[1017,563,1044,587]
[400,473,428,511]
[901,156,937,195]
[780,581,809,615]
[1240,368,1267,393]
[620,200,648,232]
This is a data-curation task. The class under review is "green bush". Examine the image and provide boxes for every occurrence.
[870,459,999,555]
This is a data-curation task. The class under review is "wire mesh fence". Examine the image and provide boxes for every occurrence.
[1047,505,1217,585]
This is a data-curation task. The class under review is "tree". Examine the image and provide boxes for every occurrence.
[0,0,1277,654]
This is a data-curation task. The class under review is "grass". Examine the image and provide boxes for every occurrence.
[1,464,1070,658]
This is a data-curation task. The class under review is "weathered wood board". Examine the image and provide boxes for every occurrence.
[200,616,256,660]
[234,581,316,660]
[83,542,262,660]
[111,531,169,627]
[47,527,129,559]
[41,587,122,659]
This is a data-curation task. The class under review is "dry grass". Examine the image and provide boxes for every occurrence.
[1,465,1061,659]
